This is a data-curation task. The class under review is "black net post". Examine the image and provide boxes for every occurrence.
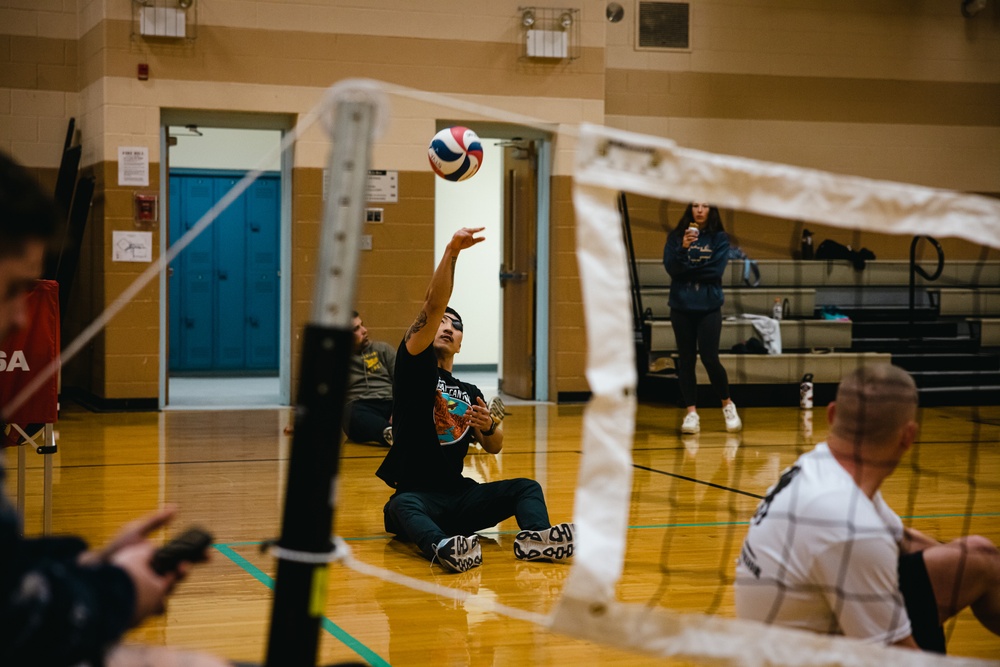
[263,90,381,667]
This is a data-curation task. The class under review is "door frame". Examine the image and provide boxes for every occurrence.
[158,110,296,409]
[435,121,552,401]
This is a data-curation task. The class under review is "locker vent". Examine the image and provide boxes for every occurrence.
[637,1,689,50]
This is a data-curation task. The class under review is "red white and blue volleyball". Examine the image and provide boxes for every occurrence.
[428,126,483,182]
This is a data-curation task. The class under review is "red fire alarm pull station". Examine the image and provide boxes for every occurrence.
[138,63,149,80]
[134,193,158,226]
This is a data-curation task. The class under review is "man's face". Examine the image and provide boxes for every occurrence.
[434,313,463,356]
[0,240,44,342]
[351,315,369,352]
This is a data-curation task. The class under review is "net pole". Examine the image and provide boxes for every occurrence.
[263,95,377,667]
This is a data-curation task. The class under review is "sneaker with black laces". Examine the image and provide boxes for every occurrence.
[382,425,393,446]
[432,534,482,573]
[514,522,575,562]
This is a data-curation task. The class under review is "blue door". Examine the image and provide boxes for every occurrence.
[168,170,280,372]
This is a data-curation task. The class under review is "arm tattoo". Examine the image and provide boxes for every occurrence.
[405,310,428,342]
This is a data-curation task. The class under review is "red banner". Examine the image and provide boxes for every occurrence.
[0,280,60,426]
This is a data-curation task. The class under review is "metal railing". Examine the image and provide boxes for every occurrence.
[909,235,944,327]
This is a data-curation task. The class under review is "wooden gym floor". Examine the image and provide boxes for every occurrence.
[5,400,999,665]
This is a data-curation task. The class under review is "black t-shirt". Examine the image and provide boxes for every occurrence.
[375,341,484,492]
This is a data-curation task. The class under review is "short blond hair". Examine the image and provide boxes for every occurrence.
[831,364,918,445]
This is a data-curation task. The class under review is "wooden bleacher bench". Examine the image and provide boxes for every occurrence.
[641,287,816,319]
[692,352,892,385]
[649,319,852,353]
[637,259,1000,289]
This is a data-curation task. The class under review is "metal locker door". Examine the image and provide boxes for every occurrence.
[213,176,248,370]
[245,176,280,370]
[179,177,215,370]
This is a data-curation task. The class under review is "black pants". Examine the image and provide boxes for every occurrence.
[899,551,946,653]
[383,478,551,559]
[343,399,392,446]
[670,307,731,408]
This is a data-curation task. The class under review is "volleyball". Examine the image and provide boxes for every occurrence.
[428,126,483,182]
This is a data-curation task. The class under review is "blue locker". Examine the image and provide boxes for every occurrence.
[168,170,280,373]
[180,177,215,370]
[168,177,182,371]
[214,177,248,369]
[246,177,279,369]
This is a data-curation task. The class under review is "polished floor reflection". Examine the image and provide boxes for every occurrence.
[5,402,999,664]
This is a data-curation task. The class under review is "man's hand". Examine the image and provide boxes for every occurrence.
[111,541,183,625]
[450,226,486,252]
[470,396,494,432]
[78,506,177,566]
[473,396,503,454]
[76,506,185,626]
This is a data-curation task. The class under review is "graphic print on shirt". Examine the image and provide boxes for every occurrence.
[688,239,714,264]
[362,349,383,373]
[433,377,474,445]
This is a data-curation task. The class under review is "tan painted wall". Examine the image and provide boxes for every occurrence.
[2,0,998,402]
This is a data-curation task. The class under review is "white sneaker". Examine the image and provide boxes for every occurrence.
[723,403,742,432]
[514,523,575,562]
[433,535,482,573]
[681,411,700,434]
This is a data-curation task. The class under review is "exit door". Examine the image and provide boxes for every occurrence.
[168,170,280,372]
[500,141,538,399]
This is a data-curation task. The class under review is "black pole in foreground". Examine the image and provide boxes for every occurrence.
[263,92,380,667]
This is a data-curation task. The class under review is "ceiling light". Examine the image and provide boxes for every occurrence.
[521,10,535,27]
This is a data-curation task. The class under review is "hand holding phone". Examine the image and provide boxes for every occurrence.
[150,526,214,575]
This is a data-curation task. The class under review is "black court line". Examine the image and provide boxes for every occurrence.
[633,463,765,499]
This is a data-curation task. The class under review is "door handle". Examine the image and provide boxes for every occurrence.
[499,271,528,285]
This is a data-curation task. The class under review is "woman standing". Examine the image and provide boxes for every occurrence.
[663,202,742,434]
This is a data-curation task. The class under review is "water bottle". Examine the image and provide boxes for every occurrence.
[800,373,814,410]
[772,297,783,321]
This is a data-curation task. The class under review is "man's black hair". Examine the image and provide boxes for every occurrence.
[0,151,60,258]
[444,306,462,324]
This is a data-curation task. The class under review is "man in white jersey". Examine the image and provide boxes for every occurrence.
[735,364,1000,653]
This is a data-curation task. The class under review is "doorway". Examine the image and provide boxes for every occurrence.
[434,124,551,402]
[159,114,294,409]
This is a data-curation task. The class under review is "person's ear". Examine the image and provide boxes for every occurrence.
[827,401,836,426]
[899,420,918,453]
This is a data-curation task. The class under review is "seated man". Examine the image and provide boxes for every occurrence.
[0,150,229,666]
[375,226,574,573]
[343,311,395,446]
[735,364,1000,653]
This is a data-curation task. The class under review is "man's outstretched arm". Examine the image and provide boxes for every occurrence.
[404,227,484,356]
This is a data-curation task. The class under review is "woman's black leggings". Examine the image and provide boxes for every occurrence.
[669,307,731,408]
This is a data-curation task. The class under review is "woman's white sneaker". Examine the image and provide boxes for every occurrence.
[681,411,700,434]
[723,403,742,432]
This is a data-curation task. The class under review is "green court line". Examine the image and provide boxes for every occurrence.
[216,508,1000,660]
[213,544,391,667]
[221,511,1000,549]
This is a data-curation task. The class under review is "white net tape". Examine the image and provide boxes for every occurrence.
[550,123,999,665]
[12,80,995,664]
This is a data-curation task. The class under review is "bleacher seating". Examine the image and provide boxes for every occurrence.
[636,258,1000,406]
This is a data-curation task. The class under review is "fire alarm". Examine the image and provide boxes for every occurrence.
[134,193,158,226]
[138,63,149,81]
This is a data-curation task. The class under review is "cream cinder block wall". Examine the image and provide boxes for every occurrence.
[604,0,1000,266]
[2,0,607,402]
[4,0,999,403]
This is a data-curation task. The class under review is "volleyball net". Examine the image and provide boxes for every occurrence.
[6,79,999,665]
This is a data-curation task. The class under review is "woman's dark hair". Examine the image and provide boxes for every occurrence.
[671,202,725,236]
